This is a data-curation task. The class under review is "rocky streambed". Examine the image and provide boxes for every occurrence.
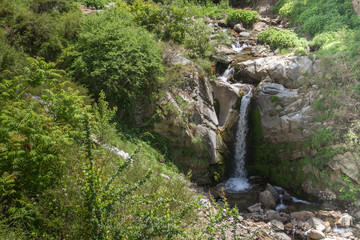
[197,180,360,240]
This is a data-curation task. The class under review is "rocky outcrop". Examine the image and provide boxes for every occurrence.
[233,55,314,88]
[255,82,318,145]
[154,71,221,166]
[329,152,360,184]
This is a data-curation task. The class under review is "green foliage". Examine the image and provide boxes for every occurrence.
[226,9,259,26]
[294,47,307,56]
[65,10,164,121]
[80,0,112,9]
[0,0,82,61]
[184,20,215,59]
[258,28,308,50]
[339,175,360,206]
[276,0,360,36]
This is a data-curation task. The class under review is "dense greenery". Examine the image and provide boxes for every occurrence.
[226,9,259,26]
[1,0,360,236]
[257,28,307,50]
[0,0,81,61]
[63,9,164,121]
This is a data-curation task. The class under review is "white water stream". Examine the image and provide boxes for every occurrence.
[231,41,248,53]
[217,66,234,81]
[225,88,252,192]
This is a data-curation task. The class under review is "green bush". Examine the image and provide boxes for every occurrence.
[80,0,112,9]
[226,9,259,26]
[0,0,82,61]
[184,20,214,58]
[258,28,308,50]
[66,10,164,121]
[310,31,338,50]
[277,0,360,36]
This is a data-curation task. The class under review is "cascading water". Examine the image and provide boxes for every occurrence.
[217,66,234,81]
[225,88,252,192]
[231,41,248,53]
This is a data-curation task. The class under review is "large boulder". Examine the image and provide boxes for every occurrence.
[259,190,277,209]
[234,55,313,88]
[329,152,360,184]
[255,82,317,145]
[337,213,353,227]
[309,217,325,232]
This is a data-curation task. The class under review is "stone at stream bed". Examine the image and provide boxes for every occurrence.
[239,32,251,38]
[265,210,288,222]
[248,202,262,213]
[309,217,325,232]
[274,232,291,240]
[266,183,280,202]
[270,219,285,231]
[234,23,246,33]
[211,54,233,64]
[290,211,315,221]
[337,213,353,227]
[253,21,269,32]
[284,223,293,231]
[306,229,325,240]
[259,190,277,209]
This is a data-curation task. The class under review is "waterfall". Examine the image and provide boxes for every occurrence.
[217,66,234,81]
[231,41,248,53]
[225,88,252,192]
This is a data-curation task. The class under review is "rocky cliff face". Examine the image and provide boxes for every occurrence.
[153,13,359,207]
[354,0,360,15]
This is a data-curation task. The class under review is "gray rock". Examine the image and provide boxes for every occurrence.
[234,23,245,33]
[338,213,353,227]
[259,190,277,209]
[266,183,280,202]
[239,32,251,38]
[291,211,315,221]
[234,55,313,88]
[270,219,285,231]
[274,232,291,240]
[211,54,233,65]
[248,202,262,213]
[306,229,325,239]
[329,152,360,184]
[265,210,287,222]
[253,21,268,32]
[212,81,244,127]
[309,217,325,232]
[255,82,317,145]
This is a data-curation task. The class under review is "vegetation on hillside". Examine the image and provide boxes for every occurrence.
[251,0,360,205]
[0,0,258,238]
[1,0,360,237]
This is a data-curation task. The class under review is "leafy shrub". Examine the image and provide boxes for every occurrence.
[184,20,214,58]
[0,0,82,61]
[294,47,307,56]
[310,31,338,50]
[226,9,259,26]
[66,10,164,121]
[258,28,308,50]
[80,0,111,9]
[277,0,360,36]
